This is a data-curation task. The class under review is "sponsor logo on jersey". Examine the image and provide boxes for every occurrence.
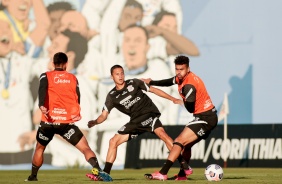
[204,99,212,109]
[54,75,70,84]
[127,85,134,92]
[122,91,128,95]
[121,96,141,109]
[51,116,67,120]
[64,128,75,139]
[120,95,132,104]
[52,108,67,114]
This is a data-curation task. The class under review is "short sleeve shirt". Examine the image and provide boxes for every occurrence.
[103,79,160,120]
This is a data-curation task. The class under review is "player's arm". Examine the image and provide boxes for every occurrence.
[76,78,80,104]
[38,73,48,115]
[88,93,113,128]
[149,86,183,105]
[182,84,196,113]
[141,77,175,87]
[88,110,109,128]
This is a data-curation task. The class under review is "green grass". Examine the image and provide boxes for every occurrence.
[1,168,281,183]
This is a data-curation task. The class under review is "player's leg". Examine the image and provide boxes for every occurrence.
[154,108,217,180]
[145,127,198,180]
[25,122,53,181]
[169,140,198,180]
[75,135,110,181]
[75,136,100,167]
[154,127,173,150]
[61,124,111,181]
[104,133,129,174]
[154,120,190,180]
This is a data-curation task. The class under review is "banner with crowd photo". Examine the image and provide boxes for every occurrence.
[124,124,282,168]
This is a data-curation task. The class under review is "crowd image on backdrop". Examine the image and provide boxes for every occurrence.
[0,0,199,168]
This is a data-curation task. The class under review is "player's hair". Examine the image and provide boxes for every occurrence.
[124,24,149,41]
[124,0,143,12]
[53,52,68,66]
[152,10,176,25]
[0,4,4,10]
[111,65,124,75]
[47,2,74,13]
[174,55,190,66]
[61,29,88,69]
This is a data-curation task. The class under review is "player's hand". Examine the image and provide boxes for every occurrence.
[173,98,183,105]
[39,106,49,118]
[141,78,152,84]
[88,120,97,128]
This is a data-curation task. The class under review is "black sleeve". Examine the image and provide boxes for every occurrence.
[182,84,196,113]
[149,77,175,86]
[76,78,80,104]
[38,73,48,107]
[134,78,150,92]
[103,93,114,113]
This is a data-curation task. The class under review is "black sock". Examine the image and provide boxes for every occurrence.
[31,164,40,176]
[177,155,189,170]
[178,168,186,176]
[88,157,101,170]
[159,160,173,175]
[177,154,183,163]
[103,162,113,174]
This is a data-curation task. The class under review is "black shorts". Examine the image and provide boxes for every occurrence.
[186,107,218,140]
[36,121,83,146]
[117,113,163,140]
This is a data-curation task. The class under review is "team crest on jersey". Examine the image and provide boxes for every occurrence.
[127,85,134,92]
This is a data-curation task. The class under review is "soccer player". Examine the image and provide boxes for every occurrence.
[87,64,183,179]
[143,55,218,180]
[25,52,112,182]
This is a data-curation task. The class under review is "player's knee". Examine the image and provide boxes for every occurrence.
[173,142,184,149]
[109,137,118,148]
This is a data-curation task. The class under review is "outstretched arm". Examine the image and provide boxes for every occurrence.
[149,86,183,105]
[88,110,109,128]
[142,77,175,87]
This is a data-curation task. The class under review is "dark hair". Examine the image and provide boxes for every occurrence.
[61,29,88,69]
[110,65,123,75]
[174,55,190,66]
[124,24,149,41]
[124,0,143,12]
[53,52,68,66]
[0,4,5,10]
[152,10,175,25]
[47,2,74,13]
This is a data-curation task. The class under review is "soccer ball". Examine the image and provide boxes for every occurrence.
[204,164,224,181]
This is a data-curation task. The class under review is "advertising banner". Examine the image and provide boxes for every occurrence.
[125,124,282,168]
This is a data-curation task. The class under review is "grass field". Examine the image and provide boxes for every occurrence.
[1,168,281,183]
